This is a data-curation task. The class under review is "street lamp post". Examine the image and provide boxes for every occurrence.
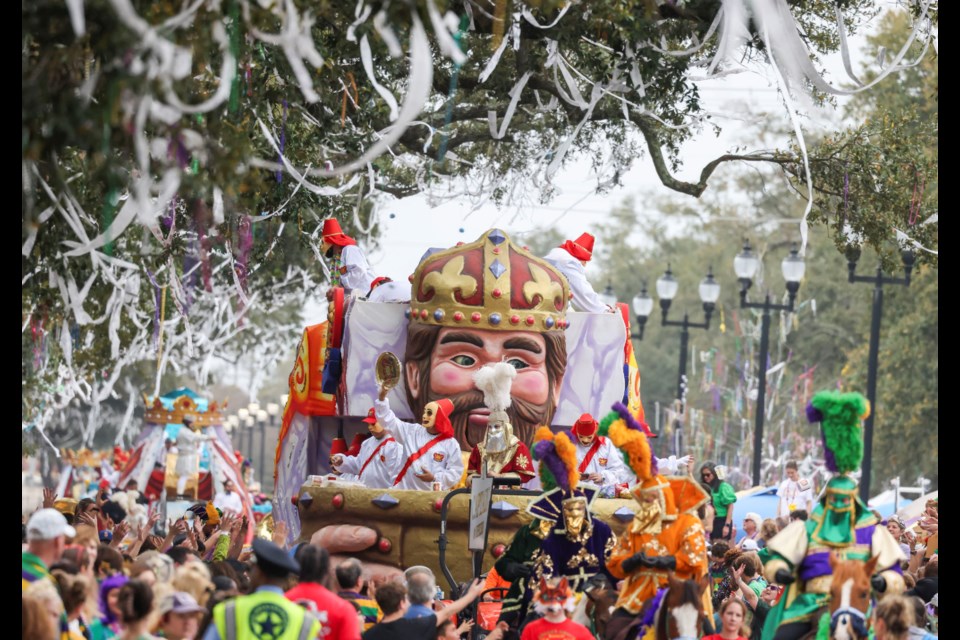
[256,408,268,486]
[237,408,250,459]
[264,402,280,489]
[632,266,720,455]
[243,415,255,473]
[734,241,805,487]
[847,248,914,501]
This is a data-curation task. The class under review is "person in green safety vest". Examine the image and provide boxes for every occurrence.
[203,538,321,640]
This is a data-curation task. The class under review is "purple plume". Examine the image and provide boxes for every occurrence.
[821,426,839,472]
[534,439,571,492]
[613,402,657,475]
[640,587,667,632]
[806,403,823,424]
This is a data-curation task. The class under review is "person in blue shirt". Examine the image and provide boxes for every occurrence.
[403,567,438,620]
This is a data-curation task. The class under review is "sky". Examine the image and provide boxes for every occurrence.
[358,40,867,286]
[286,4,921,390]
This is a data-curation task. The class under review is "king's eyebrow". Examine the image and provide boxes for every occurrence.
[439,332,484,348]
[503,337,542,354]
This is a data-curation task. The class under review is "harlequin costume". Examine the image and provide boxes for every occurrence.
[528,428,617,595]
[762,391,906,640]
[495,518,556,628]
[598,405,681,613]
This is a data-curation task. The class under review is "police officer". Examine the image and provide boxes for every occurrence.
[202,538,321,640]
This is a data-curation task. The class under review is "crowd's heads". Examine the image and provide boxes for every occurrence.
[374,581,408,616]
[294,544,330,584]
[158,591,205,640]
[22,594,57,639]
[26,509,76,558]
[406,571,437,606]
[709,540,730,561]
[873,595,914,639]
[131,550,175,586]
[53,569,95,619]
[174,561,214,607]
[760,518,780,540]
[96,544,125,579]
[251,537,300,582]
[116,579,154,625]
[335,558,364,591]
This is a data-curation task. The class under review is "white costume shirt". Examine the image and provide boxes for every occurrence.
[175,428,206,477]
[367,280,411,303]
[777,478,814,517]
[339,245,377,295]
[619,456,690,488]
[527,453,684,492]
[575,436,632,489]
[213,490,244,514]
[337,434,402,488]
[543,247,609,313]
[374,399,464,490]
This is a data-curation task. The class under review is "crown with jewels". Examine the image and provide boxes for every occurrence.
[408,229,570,332]
[143,392,226,427]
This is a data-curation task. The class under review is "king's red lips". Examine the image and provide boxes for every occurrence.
[467,408,490,428]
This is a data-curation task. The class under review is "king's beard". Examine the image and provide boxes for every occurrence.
[422,388,556,449]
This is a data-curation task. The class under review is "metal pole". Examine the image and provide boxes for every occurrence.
[677,317,689,408]
[752,298,772,487]
[676,319,689,457]
[861,281,884,502]
[259,421,267,487]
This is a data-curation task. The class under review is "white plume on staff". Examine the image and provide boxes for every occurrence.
[472,362,516,420]
[472,362,517,455]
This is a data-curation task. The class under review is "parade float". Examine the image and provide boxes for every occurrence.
[117,388,256,533]
[274,229,650,581]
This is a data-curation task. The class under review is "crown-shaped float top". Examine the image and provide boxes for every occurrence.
[408,229,571,332]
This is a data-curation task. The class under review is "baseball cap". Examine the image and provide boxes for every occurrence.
[26,508,77,541]
[740,538,760,551]
[159,592,206,615]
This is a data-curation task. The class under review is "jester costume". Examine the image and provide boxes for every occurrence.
[495,518,555,627]
[528,428,617,594]
[762,391,906,640]
[601,404,709,614]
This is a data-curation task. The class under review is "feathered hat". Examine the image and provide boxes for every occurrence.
[528,427,598,522]
[806,390,870,474]
[599,402,675,517]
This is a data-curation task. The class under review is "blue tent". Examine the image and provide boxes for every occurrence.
[732,485,910,541]
[733,487,780,542]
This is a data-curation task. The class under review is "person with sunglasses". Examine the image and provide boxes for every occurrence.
[700,462,737,541]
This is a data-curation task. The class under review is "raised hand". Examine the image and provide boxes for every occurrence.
[76,510,98,528]
[110,521,130,548]
[139,513,161,541]
[193,517,207,543]
[42,487,57,509]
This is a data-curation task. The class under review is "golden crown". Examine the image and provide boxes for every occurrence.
[142,393,226,427]
[408,229,570,333]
